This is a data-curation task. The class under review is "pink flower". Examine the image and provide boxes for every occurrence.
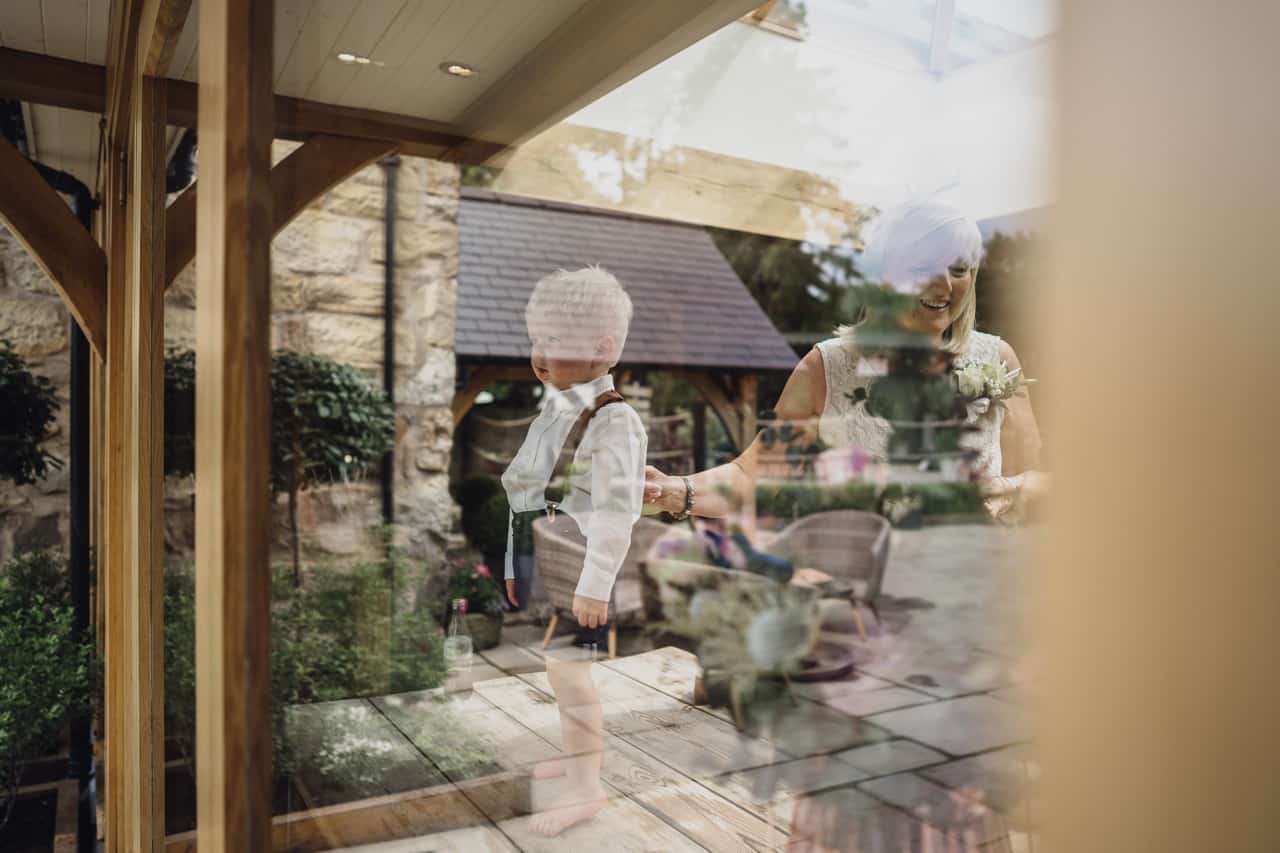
[475,563,491,578]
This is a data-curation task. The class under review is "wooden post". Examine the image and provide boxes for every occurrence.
[737,373,758,536]
[124,72,167,851]
[102,128,132,853]
[692,400,707,473]
[195,0,274,848]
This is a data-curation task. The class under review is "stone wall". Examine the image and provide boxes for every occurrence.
[0,146,461,570]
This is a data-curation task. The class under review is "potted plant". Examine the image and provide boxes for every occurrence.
[444,559,504,651]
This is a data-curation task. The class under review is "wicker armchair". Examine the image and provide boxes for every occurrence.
[531,514,670,657]
[767,509,891,637]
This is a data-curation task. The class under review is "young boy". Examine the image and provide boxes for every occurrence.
[500,266,647,836]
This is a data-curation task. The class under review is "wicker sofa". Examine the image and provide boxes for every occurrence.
[639,510,891,638]
[531,514,670,657]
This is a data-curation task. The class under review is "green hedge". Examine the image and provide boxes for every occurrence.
[756,479,984,523]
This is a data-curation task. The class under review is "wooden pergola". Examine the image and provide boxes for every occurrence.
[0,1,761,849]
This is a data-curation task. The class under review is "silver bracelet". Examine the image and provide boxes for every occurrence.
[670,476,694,521]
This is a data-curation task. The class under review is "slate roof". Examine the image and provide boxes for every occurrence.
[456,189,798,372]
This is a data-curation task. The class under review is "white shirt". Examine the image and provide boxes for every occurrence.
[500,374,648,601]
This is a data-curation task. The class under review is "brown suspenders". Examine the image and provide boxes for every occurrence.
[544,389,625,519]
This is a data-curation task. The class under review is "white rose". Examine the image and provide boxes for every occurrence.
[955,364,986,398]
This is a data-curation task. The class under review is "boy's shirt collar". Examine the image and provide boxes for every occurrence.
[543,373,615,415]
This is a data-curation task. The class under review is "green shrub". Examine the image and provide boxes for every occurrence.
[165,549,447,781]
[0,340,61,486]
[475,492,511,559]
[0,551,96,831]
[755,480,879,520]
[453,476,510,560]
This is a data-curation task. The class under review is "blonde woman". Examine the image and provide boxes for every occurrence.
[644,201,1048,518]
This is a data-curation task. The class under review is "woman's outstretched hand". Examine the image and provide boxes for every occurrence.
[643,465,683,513]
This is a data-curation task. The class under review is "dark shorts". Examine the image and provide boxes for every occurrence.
[508,509,608,649]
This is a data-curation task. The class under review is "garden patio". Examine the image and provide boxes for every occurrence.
[172,524,1039,853]
[1,1,1273,852]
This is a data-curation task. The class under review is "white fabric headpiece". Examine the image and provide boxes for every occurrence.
[859,201,983,293]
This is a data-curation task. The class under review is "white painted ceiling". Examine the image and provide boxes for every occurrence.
[0,0,596,183]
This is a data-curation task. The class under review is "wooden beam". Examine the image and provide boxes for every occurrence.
[676,370,745,451]
[0,136,107,357]
[123,72,167,852]
[0,48,467,156]
[451,366,502,427]
[195,0,275,849]
[442,0,761,163]
[104,0,143,146]
[164,183,196,290]
[138,0,195,78]
[165,135,397,288]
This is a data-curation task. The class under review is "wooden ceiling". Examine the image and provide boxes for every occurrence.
[0,0,761,184]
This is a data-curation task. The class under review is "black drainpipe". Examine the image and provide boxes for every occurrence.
[380,156,401,525]
[27,158,99,853]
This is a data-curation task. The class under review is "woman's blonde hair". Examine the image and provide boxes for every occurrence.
[836,201,983,354]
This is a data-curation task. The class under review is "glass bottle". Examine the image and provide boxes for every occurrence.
[444,598,473,672]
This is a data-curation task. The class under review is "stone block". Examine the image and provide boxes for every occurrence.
[399,348,455,407]
[0,297,68,356]
[165,306,196,350]
[167,263,197,308]
[0,226,54,293]
[274,212,372,276]
[301,312,385,370]
[304,274,385,316]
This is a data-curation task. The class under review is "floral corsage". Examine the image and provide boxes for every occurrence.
[952,360,1033,423]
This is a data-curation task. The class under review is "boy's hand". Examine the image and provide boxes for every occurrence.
[572,595,608,628]
[505,579,519,608]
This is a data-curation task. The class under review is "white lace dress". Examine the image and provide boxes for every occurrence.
[814,330,1007,480]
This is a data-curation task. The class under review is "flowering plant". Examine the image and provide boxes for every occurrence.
[652,558,820,730]
[445,559,503,616]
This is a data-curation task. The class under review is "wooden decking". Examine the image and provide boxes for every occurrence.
[279,639,1038,852]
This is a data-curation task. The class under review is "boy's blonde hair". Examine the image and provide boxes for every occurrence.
[525,266,633,366]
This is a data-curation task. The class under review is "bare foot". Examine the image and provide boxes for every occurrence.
[529,787,608,836]
[532,756,567,779]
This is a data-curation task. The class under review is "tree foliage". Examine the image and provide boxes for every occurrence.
[0,339,61,486]
[164,350,395,578]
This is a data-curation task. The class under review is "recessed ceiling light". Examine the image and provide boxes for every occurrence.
[337,52,378,65]
[439,61,476,78]
[337,52,357,63]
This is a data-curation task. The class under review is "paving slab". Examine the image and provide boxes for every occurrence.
[712,753,870,805]
[832,739,949,778]
[866,695,1030,757]
[767,698,892,758]
[480,643,546,675]
[786,786,930,851]
[919,746,1043,830]
[816,686,936,718]
[860,771,1010,845]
